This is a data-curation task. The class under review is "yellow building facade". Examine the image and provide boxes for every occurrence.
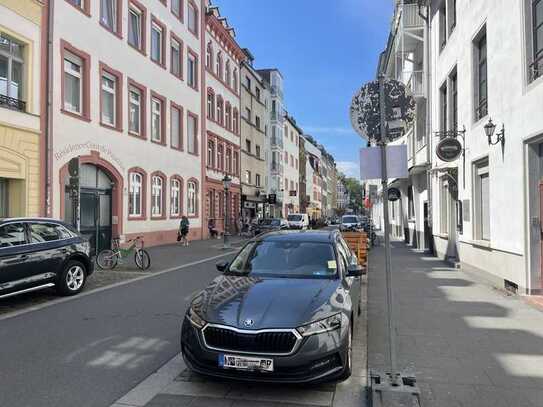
[0,0,44,217]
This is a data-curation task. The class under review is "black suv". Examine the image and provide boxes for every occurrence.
[0,218,94,299]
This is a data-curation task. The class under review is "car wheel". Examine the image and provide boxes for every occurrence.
[338,321,353,381]
[57,260,87,296]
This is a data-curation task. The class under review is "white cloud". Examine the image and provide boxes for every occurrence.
[302,126,355,135]
[336,161,359,178]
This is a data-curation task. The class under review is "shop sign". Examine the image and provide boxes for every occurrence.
[436,138,462,162]
[388,188,401,202]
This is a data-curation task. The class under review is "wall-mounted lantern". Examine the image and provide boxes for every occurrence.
[483,118,505,148]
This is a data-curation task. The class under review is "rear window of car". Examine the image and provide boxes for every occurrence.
[0,223,27,248]
[228,240,337,279]
[287,215,302,221]
[30,223,73,243]
[342,216,358,223]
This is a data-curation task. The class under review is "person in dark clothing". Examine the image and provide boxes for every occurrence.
[208,218,218,239]
[178,216,190,246]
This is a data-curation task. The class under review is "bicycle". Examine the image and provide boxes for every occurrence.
[96,236,151,271]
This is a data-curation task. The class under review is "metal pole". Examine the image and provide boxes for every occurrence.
[223,188,230,249]
[378,74,399,384]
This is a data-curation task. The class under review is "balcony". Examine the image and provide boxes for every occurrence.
[396,3,424,29]
[0,94,26,112]
[406,70,424,98]
[270,85,284,100]
[271,135,283,149]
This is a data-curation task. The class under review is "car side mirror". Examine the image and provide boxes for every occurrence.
[216,261,229,272]
[347,264,364,277]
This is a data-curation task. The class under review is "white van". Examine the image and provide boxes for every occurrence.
[287,213,309,230]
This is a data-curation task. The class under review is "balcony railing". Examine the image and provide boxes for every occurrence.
[529,53,543,82]
[0,94,26,112]
[397,3,424,29]
[407,70,424,97]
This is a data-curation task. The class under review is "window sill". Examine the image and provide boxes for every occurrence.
[468,239,491,249]
[151,215,167,220]
[128,42,147,57]
[100,121,123,133]
[100,22,123,40]
[187,150,199,157]
[128,215,147,221]
[188,214,198,219]
[435,232,448,239]
[151,138,167,147]
[170,214,182,219]
[128,131,147,140]
[170,71,184,82]
[151,59,166,70]
[61,108,91,122]
[170,145,184,152]
[188,84,199,92]
[65,0,91,17]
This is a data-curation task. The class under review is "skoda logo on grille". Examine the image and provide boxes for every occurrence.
[243,319,254,328]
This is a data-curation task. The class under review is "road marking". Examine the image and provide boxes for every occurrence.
[0,251,237,322]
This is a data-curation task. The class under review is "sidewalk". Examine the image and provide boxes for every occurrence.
[368,241,543,407]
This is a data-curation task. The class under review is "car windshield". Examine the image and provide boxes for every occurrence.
[287,215,302,221]
[228,240,337,279]
[342,216,358,223]
[261,219,281,226]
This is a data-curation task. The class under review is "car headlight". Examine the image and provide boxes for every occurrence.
[187,306,206,329]
[297,313,342,337]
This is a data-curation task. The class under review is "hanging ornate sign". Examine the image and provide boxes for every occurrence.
[388,188,401,202]
[350,79,416,144]
[436,137,463,162]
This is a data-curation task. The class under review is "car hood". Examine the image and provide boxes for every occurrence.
[192,275,341,329]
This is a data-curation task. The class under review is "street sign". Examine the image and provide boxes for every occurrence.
[436,137,463,162]
[360,145,408,180]
[349,79,416,143]
[388,188,401,202]
[268,194,277,204]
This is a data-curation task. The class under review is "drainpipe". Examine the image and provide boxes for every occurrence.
[45,0,54,217]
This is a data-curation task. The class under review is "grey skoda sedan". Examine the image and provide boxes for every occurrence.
[180,230,364,383]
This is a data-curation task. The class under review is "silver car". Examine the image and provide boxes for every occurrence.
[180,230,363,383]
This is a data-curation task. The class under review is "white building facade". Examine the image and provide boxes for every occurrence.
[50,0,205,252]
[283,114,301,215]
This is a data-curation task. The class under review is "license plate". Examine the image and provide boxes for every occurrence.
[218,354,274,372]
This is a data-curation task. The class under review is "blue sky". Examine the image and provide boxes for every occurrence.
[213,0,393,178]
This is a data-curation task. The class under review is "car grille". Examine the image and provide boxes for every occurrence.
[203,326,299,355]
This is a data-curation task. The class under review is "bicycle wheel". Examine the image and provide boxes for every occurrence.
[97,249,118,270]
[134,249,151,270]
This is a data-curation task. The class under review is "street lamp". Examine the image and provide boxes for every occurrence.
[222,174,232,249]
[483,118,505,148]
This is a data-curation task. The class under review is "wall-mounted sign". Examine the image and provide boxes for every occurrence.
[388,188,401,202]
[268,194,277,204]
[289,190,297,197]
[436,137,463,162]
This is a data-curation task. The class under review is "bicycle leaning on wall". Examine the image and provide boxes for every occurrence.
[96,236,151,271]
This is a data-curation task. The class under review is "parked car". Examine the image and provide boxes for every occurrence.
[180,229,364,383]
[340,215,361,232]
[253,218,289,235]
[286,213,309,230]
[0,218,94,299]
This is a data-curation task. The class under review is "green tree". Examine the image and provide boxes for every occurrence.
[343,177,365,213]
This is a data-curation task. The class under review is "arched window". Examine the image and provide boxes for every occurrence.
[151,174,164,217]
[217,143,224,171]
[225,60,231,87]
[233,68,238,92]
[170,177,182,217]
[128,171,144,217]
[187,180,198,216]
[225,103,232,130]
[207,139,215,168]
[216,52,223,79]
[225,147,232,173]
[216,96,224,125]
[206,41,213,69]
[207,89,215,120]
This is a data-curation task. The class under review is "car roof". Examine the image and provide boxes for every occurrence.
[0,217,69,226]
[257,230,338,243]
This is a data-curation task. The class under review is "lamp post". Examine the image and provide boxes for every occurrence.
[222,174,232,249]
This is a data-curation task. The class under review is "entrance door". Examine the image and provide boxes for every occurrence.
[423,201,430,250]
[79,190,112,254]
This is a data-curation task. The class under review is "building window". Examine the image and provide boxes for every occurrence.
[226,148,232,173]
[207,139,215,167]
[187,180,197,216]
[440,81,447,132]
[187,50,198,89]
[209,190,216,218]
[67,0,88,13]
[217,144,224,170]
[187,112,198,154]
[151,96,163,143]
[233,151,239,175]
[187,0,198,36]
[256,87,261,101]
[245,107,251,122]
[408,186,415,219]
[0,33,25,110]
[255,145,260,159]
[171,178,181,217]
[63,52,83,114]
[206,41,213,69]
[171,104,182,149]
[225,103,232,129]
[245,76,251,90]
[216,52,223,79]
[256,174,261,187]
[100,0,119,34]
[170,36,182,78]
[100,71,117,127]
[151,21,165,66]
[530,0,543,80]
[255,115,260,130]
[474,159,490,241]
[245,170,251,184]
[129,172,143,217]
[475,29,487,121]
[245,139,251,154]
[233,68,238,92]
[450,70,458,130]
[225,61,231,86]
[171,0,182,20]
[449,0,456,33]
[128,3,145,52]
[151,175,164,217]
[233,108,239,133]
[439,2,447,49]
[128,81,145,137]
[207,91,214,119]
[216,96,224,125]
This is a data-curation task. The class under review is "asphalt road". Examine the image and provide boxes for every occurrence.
[0,251,236,407]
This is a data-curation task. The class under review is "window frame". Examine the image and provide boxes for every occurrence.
[474,27,488,122]
[187,47,199,90]
[187,110,199,155]
[65,0,91,16]
[216,95,224,125]
[99,62,123,132]
[187,0,199,38]
[150,91,166,145]
[170,101,183,151]
[128,168,147,220]
[127,1,147,55]
[170,33,183,80]
[150,16,166,68]
[473,158,490,241]
[207,139,216,168]
[150,172,166,219]
[61,40,91,121]
[127,77,147,139]
[170,176,183,218]
[100,0,122,38]
[171,0,183,22]
[187,179,199,217]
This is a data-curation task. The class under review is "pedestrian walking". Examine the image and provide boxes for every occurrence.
[208,218,219,239]
[178,216,190,246]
